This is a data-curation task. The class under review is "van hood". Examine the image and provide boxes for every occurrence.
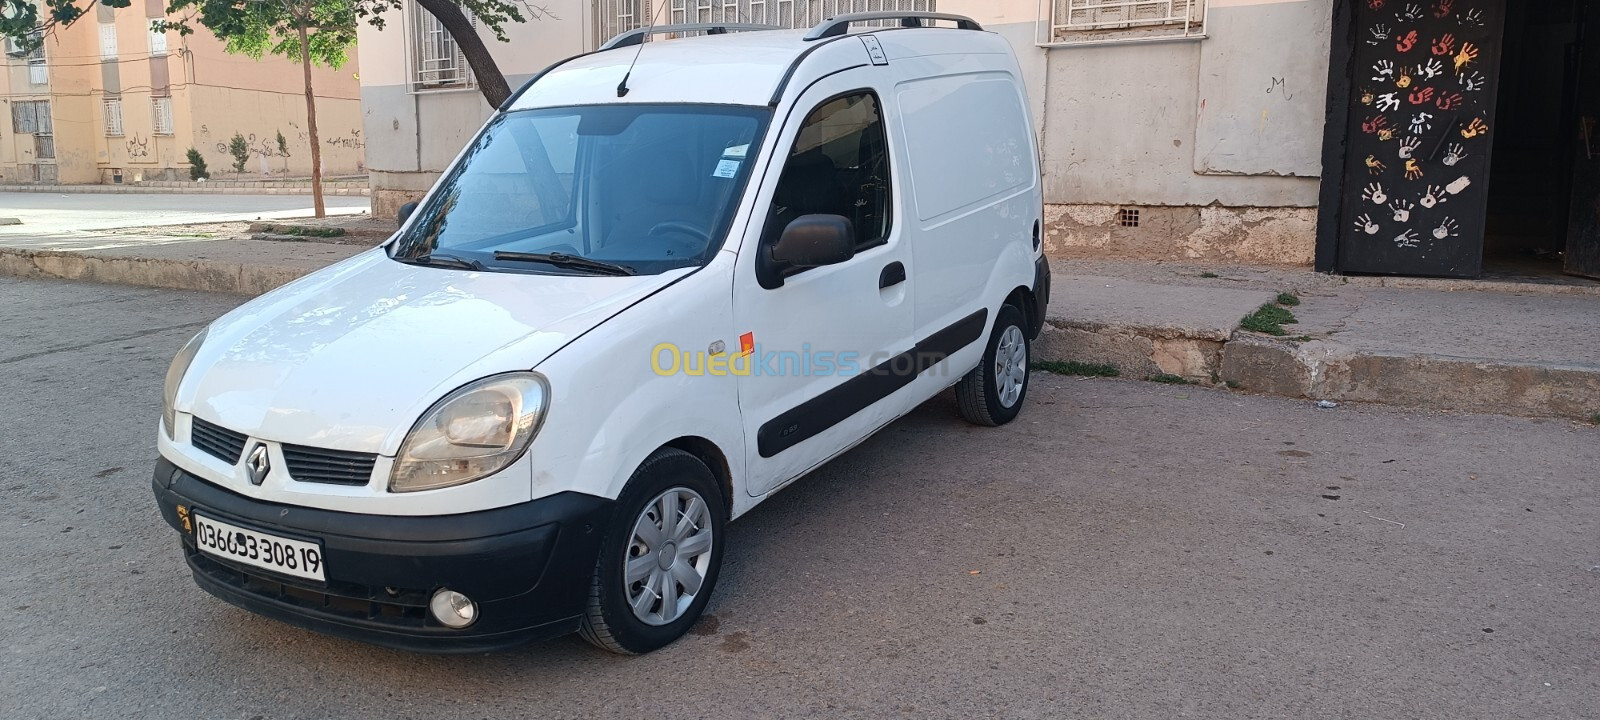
[183,250,684,454]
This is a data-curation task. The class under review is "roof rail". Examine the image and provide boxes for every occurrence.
[803,11,982,41]
[600,23,783,51]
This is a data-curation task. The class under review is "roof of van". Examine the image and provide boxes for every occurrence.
[508,26,1011,110]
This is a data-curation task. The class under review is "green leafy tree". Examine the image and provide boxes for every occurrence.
[228,132,250,173]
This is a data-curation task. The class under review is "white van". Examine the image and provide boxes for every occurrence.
[152,12,1049,655]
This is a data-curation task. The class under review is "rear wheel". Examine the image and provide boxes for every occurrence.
[956,304,1030,427]
[579,448,725,655]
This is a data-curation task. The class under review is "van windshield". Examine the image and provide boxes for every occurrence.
[389,104,770,276]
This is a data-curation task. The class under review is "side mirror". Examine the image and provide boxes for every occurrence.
[773,214,856,268]
[397,201,419,228]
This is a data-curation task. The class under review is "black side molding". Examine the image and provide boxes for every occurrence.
[757,308,988,458]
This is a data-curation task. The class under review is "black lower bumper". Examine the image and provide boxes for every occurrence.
[152,458,613,653]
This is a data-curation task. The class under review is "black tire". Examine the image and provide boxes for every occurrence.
[579,448,726,655]
[955,303,1031,427]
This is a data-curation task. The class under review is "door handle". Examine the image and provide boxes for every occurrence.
[879,262,906,289]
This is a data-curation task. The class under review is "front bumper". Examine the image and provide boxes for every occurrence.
[152,457,613,653]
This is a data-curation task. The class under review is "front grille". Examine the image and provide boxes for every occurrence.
[282,444,377,486]
[191,417,247,464]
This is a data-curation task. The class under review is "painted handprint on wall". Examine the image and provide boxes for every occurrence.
[1390,199,1415,222]
[1419,185,1447,208]
[1376,92,1401,111]
[1366,155,1388,175]
[1462,8,1484,25]
[1354,214,1381,235]
[1372,59,1396,81]
[1362,115,1391,135]
[1432,218,1460,240]
[1404,158,1424,180]
[1399,3,1425,20]
[1394,229,1421,248]
[1441,144,1467,166]
[1397,137,1422,159]
[1418,59,1445,81]
[1396,30,1419,53]
[1460,117,1489,139]
[1460,71,1486,92]
[1362,182,1388,205]
[1431,33,1456,56]
[1432,0,1454,18]
[1454,42,1479,72]
[1445,175,1472,194]
[1368,24,1392,45]
[1435,91,1464,111]
[1396,69,1414,89]
[1408,112,1433,134]
[1408,87,1435,105]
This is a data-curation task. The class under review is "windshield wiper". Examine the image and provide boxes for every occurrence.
[397,252,485,271]
[493,251,637,276]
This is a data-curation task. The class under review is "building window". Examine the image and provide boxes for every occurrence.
[148,27,168,56]
[10,100,51,134]
[1040,0,1205,46]
[152,97,174,135]
[7,29,48,84]
[99,22,119,60]
[104,98,124,136]
[410,6,475,91]
[595,0,938,47]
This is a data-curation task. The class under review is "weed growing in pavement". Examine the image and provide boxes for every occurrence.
[1241,303,1299,335]
[1146,373,1191,385]
[1200,272,1220,278]
[1225,380,1243,389]
[1590,412,1600,425]
[1034,361,1120,377]
[1276,292,1301,306]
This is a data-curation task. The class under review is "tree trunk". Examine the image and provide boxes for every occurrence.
[296,21,325,219]
[415,0,512,108]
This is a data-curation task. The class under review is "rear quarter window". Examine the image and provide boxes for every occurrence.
[894,73,1034,223]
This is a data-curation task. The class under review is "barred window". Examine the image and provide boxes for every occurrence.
[410,4,476,92]
[1040,0,1204,45]
[10,100,51,134]
[99,22,119,60]
[152,97,174,135]
[104,98,124,136]
[595,0,938,48]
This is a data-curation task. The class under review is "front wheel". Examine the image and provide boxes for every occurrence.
[579,448,726,655]
[956,304,1030,427]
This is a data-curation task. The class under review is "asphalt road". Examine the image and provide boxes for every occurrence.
[0,192,368,248]
[2,276,1597,720]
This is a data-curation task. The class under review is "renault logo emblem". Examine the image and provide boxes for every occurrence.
[245,443,271,486]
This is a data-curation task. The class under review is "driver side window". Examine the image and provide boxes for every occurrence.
[764,92,893,255]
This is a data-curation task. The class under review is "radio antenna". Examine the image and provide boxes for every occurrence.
[618,0,669,97]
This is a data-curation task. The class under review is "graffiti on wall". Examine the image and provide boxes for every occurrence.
[217,133,292,159]
[126,133,150,159]
[324,129,364,149]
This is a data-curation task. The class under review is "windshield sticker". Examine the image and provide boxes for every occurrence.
[723,144,749,159]
[713,159,741,179]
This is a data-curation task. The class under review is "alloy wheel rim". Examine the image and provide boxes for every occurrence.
[995,325,1027,408]
[625,487,714,626]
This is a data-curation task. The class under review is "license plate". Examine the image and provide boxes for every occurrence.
[193,513,326,582]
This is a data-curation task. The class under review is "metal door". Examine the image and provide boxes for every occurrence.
[1339,0,1506,277]
[1566,3,1600,278]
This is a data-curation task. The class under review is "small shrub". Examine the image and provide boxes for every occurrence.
[1224,380,1242,389]
[1276,292,1301,306]
[1145,373,1191,385]
[276,130,288,156]
[228,133,250,173]
[1200,272,1220,279]
[185,148,209,180]
[1034,361,1119,377]
[1590,412,1600,425]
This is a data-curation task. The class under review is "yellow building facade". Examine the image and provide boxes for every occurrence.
[1,0,363,184]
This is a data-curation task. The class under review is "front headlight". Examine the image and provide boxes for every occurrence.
[389,373,550,493]
[162,328,208,440]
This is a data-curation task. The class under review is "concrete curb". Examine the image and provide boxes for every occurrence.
[0,247,313,296]
[1036,316,1600,422]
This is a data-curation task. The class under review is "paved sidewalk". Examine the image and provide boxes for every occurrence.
[0,235,1595,421]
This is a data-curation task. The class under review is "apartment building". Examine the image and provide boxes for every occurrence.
[0,1,365,185]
